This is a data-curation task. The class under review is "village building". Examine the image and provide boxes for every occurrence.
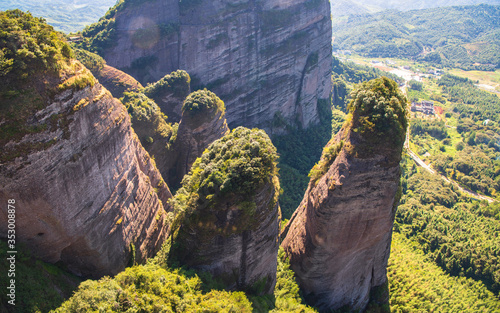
[411,100,435,115]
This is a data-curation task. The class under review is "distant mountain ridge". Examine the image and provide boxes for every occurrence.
[331,0,500,16]
[333,4,500,70]
[0,0,116,33]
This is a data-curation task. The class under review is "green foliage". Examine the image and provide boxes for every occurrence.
[397,156,500,295]
[439,74,500,124]
[73,48,105,72]
[0,10,88,162]
[170,127,278,218]
[273,100,333,219]
[0,240,81,313]
[121,91,173,145]
[348,77,408,152]
[0,9,71,85]
[408,80,423,91]
[54,264,253,312]
[76,1,121,55]
[143,70,191,99]
[432,146,500,196]
[388,233,500,312]
[410,119,448,140]
[267,248,317,313]
[182,88,225,115]
[333,4,500,70]
[308,140,344,185]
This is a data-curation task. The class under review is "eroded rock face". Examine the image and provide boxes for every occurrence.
[281,76,407,312]
[95,64,144,99]
[96,0,332,133]
[170,127,281,294]
[0,68,171,278]
[175,180,281,294]
[171,90,230,188]
[281,128,401,311]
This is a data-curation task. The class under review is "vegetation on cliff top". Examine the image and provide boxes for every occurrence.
[182,88,225,115]
[169,127,278,223]
[0,9,72,85]
[143,70,191,100]
[348,76,408,158]
[121,91,176,147]
[0,10,95,162]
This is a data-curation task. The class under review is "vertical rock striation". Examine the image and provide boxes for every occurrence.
[87,0,332,133]
[172,89,230,188]
[281,77,408,311]
[0,62,171,278]
[169,127,281,294]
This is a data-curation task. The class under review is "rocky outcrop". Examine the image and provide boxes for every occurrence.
[143,70,191,123]
[169,127,281,294]
[90,0,332,133]
[281,77,407,311]
[170,89,230,188]
[0,61,171,278]
[96,64,143,98]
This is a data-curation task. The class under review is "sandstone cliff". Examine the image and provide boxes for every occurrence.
[171,89,230,189]
[169,127,281,294]
[84,0,332,133]
[0,60,171,278]
[143,70,191,123]
[281,77,408,311]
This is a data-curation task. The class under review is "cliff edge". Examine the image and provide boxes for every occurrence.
[281,77,408,311]
[0,11,171,277]
[80,0,332,133]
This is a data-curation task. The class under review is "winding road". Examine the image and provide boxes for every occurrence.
[405,146,496,203]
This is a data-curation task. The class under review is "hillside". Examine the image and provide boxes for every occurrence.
[333,4,500,70]
[0,0,116,33]
[331,0,500,17]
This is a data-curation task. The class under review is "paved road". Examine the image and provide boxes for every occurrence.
[405,147,496,203]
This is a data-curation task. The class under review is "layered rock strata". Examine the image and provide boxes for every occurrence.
[170,127,281,294]
[0,63,171,278]
[91,0,332,133]
[281,77,407,311]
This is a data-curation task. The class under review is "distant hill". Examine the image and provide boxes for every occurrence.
[0,0,116,33]
[331,0,500,16]
[333,4,500,70]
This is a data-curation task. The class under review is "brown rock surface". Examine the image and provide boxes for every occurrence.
[171,90,230,188]
[281,76,407,312]
[169,127,281,294]
[0,65,171,278]
[281,127,402,311]
[95,64,143,98]
[92,0,332,133]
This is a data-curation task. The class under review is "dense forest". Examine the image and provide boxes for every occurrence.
[333,4,500,70]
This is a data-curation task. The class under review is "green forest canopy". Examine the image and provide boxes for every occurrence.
[333,4,500,70]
